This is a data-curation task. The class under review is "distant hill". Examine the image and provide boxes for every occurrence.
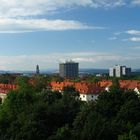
[0,68,139,75]
[79,68,109,74]
[40,68,109,75]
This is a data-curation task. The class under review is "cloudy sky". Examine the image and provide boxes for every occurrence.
[0,0,140,70]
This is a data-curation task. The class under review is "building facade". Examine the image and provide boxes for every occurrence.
[51,81,102,102]
[115,65,122,77]
[109,67,115,77]
[51,80,140,102]
[122,66,131,76]
[59,61,79,78]
[109,65,131,77]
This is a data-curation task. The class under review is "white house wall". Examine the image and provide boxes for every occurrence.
[80,94,98,102]
[0,93,7,103]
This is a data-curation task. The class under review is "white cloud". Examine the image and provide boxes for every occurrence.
[0,0,111,33]
[117,30,140,42]
[131,0,140,5]
[91,0,125,8]
[115,29,140,36]
[126,30,140,35]
[0,0,140,19]
[0,0,110,33]
[0,51,135,70]
[108,37,117,40]
[129,37,140,42]
[122,37,140,42]
[0,0,127,18]
[0,0,137,33]
[114,32,123,36]
[0,18,102,32]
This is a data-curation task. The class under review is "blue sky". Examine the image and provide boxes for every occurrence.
[0,0,140,70]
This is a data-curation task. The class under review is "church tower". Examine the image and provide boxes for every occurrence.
[36,65,40,74]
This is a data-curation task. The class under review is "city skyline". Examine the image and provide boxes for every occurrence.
[0,0,140,70]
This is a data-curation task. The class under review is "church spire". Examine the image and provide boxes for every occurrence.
[36,64,40,74]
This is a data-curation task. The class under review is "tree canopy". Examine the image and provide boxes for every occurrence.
[0,78,139,140]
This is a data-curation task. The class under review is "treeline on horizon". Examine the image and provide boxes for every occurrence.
[1,73,140,85]
[0,76,140,139]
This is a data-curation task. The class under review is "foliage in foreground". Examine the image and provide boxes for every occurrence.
[0,78,140,140]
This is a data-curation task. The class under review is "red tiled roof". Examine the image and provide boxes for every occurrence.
[0,84,18,94]
[50,80,140,94]
[51,81,102,94]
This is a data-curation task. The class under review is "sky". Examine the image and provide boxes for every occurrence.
[0,0,140,70]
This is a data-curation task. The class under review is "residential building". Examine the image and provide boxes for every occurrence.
[109,65,131,77]
[50,79,140,101]
[79,93,99,102]
[115,65,122,77]
[122,66,131,76]
[50,81,102,102]
[59,61,79,78]
[0,84,17,103]
[109,67,115,77]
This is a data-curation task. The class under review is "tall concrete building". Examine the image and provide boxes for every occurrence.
[109,65,131,77]
[115,65,122,77]
[122,66,131,76]
[109,67,115,77]
[59,61,79,78]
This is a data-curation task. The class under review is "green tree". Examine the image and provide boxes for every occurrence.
[48,125,72,140]
[0,80,81,140]
[0,74,16,84]
[63,86,79,98]
[109,78,121,93]
[132,123,140,139]
[39,90,62,104]
[117,99,140,124]
[33,75,48,92]
[73,87,140,140]
[118,131,138,140]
